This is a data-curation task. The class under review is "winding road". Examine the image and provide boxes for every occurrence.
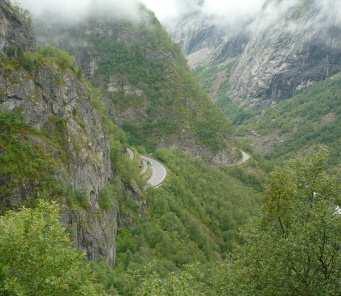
[228,150,251,167]
[336,206,341,215]
[240,150,251,164]
[127,148,250,189]
[141,156,167,189]
[126,148,167,189]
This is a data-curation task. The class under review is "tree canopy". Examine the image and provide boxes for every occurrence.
[0,201,106,296]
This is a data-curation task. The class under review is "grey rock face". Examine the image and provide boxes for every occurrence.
[214,32,249,63]
[168,1,253,68]
[171,12,225,57]
[0,1,33,54]
[0,65,116,265]
[171,0,341,105]
[0,1,116,266]
[231,1,341,102]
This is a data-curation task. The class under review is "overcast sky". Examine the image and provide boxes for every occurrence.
[142,0,266,20]
[18,0,267,21]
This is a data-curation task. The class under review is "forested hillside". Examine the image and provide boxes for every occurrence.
[34,5,236,163]
[238,73,341,166]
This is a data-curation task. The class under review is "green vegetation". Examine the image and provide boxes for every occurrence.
[1,52,339,296]
[86,83,145,190]
[224,150,341,296]
[2,2,340,295]
[136,264,206,296]
[195,62,252,123]
[242,73,341,165]
[0,201,106,295]
[107,149,261,295]
[0,46,80,77]
[1,108,257,295]
[0,112,61,212]
[116,150,340,296]
[102,21,231,151]
[50,13,231,152]
[21,47,80,75]
[2,113,339,295]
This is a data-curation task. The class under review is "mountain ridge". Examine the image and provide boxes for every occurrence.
[34,6,238,164]
[171,0,341,107]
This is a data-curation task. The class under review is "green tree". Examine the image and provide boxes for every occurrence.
[0,201,106,296]
[137,266,204,296]
[226,150,341,296]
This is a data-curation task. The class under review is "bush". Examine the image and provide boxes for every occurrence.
[0,201,106,296]
[19,47,78,73]
[0,112,61,212]
[99,179,122,210]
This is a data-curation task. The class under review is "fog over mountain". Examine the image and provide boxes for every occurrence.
[143,0,266,20]
[18,0,267,22]
[17,0,341,28]
[18,0,143,21]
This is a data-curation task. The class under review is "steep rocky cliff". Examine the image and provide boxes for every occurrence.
[169,2,250,70]
[0,0,135,266]
[170,10,226,69]
[172,0,341,107]
[0,0,33,54]
[231,0,341,104]
[167,2,252,123]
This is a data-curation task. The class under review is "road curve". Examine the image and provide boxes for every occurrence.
[126,148,168,188]
[127,148,249,187]
[141,156,167,188]
[336,206,341,215]
[228,150,251,167]
[240,151,251,164]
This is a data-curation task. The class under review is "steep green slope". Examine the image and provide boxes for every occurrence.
[99,149,261,295]
[240,73,341,165]
[35,8,234,161]
[194,61,251,123]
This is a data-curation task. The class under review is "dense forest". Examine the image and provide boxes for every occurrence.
[1,148,339,295]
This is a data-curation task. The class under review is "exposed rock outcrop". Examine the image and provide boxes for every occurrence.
[1,64,117,265]
[231,0,341,103]
[0,0,117,266]
[0,0,33,54]
[170,11,226,68]
[171,0,341,106]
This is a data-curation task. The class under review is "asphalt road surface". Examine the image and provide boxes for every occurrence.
[141,156,167,188]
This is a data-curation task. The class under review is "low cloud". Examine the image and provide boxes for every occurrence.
[16,0,341,30]
[250,0,341,34]
[317,0,341,26]
[141,0,266,21]
[202,0,265,18]
[17,0,267,23]
[17,0,143,22]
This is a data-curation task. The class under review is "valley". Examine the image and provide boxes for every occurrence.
[0,0,340,295]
